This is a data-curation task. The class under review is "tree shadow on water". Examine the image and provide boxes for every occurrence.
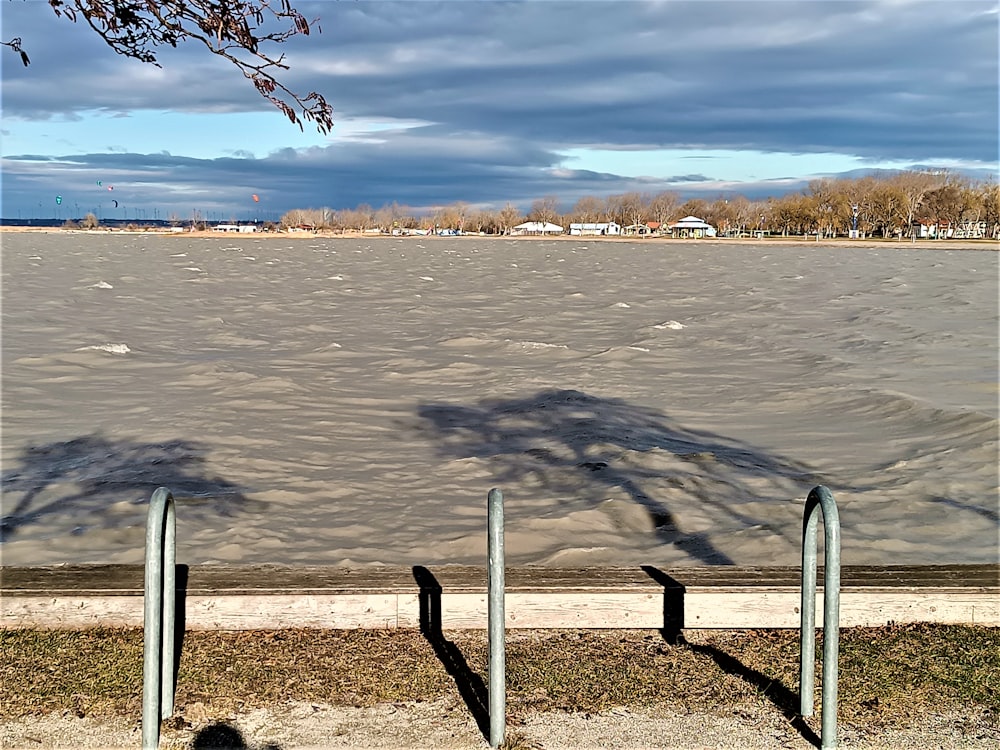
[0,434,258,543]
[418,389,826,565]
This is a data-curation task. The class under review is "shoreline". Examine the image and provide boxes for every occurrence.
[1,224,995,251]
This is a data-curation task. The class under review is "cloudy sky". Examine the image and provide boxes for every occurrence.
[1,0,997,222]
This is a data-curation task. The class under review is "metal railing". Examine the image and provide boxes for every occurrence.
[799,485,841,750]
[142,487,177,750]
[130,481,843,750]
[487,487,506,748]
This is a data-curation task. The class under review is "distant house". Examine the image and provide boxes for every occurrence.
[667,216,717,238]
[569,222,621,236]
[952,220,987,239]
[912,219,988,239]
[623,223,653,236]
[512,221,564,235]
[213,223,257,233]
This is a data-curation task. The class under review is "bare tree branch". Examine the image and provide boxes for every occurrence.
[6,0,333,133]
[1,36,31,66]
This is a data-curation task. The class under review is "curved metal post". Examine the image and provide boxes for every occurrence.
[799,485,841,750]
[487,487,506,748]
[142,487,176,750]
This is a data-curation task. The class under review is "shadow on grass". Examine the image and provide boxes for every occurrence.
[191,721,282,749]
[412,565,490,742]
[642,564,821,747]
[685,641,821,748]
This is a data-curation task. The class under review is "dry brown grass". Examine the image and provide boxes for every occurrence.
[1,624,997,730]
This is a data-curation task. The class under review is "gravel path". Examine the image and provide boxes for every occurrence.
[2,700,996,749]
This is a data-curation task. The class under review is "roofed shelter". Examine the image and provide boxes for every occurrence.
[668,215,717,238]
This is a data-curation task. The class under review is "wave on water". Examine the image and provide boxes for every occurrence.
[418,388,827,566]
[507,340,570,351]
[76,343,131,355]
[1,235,996,567]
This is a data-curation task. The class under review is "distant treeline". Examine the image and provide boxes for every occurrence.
[279,171,999,239]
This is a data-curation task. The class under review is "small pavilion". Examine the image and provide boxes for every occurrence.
[668,216,717,238]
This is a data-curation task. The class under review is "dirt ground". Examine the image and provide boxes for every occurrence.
[2,700,998,750]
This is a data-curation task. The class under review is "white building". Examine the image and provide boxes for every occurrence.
[512,221,564,235]
[569,222,621,236]
[668,216,716,238]
[213,224,257,233]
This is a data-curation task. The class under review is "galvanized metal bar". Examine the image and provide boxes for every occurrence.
[799,485,841,750]
[142,487,176,750]
[487,487,506,748]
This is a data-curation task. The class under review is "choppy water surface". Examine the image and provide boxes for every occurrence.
[2,234,997,567]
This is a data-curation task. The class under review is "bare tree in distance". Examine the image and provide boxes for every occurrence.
[2,0,333,133]
[527,195,560,225]
[571,195,604,224]
[497,202,523,235]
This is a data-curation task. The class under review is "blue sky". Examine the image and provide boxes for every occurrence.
[1,0,997,222]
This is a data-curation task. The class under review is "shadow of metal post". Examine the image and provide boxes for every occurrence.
[640,565,686,645]
[412,565,491,741]
[645,566,823,747]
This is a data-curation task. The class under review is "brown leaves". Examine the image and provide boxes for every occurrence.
[25,1,335,134]
[252,74,277,95]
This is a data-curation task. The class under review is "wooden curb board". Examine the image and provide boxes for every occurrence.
[2,564,997,630]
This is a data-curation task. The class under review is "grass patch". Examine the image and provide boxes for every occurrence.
[1,624,997,730]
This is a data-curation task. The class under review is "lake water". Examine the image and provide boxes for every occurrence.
[1,233,997,568]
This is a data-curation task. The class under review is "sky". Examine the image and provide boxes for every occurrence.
[1,0,997,222]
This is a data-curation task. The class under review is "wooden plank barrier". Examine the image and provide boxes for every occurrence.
[1,564,996,630]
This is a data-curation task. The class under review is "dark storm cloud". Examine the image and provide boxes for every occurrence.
[2,128,681,216]
[1,1,996,217]
[287,0,999,163]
